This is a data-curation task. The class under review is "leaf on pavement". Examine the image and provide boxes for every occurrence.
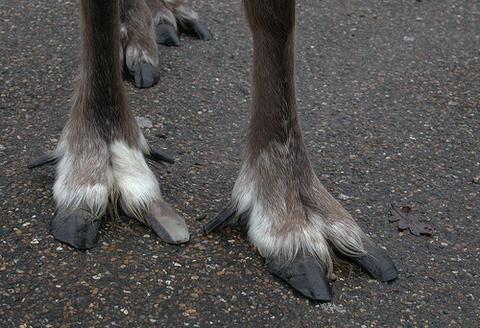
[389,204,435,236]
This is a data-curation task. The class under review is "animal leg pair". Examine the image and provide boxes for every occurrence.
[121,0,211,88]
[31,0,397,301]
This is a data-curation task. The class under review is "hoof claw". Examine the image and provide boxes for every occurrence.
[134,61,160,89]
[51,209,101,250]
[267,254,332,302]
[28,153,59,169]
[156,24,180,46]
[181,20,212,41]
[146,200,189,244]
[344,240,398,282]
[202,202,237,234]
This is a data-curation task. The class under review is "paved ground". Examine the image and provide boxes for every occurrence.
[1,0,479,326]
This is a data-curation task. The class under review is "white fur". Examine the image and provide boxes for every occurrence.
[53,146,112,217]
[153,8,177,29]
[109,140,161,220]
[233,169,333,273]
[173,5,199,22]
[232,143,365,276]
[125,47,157,72]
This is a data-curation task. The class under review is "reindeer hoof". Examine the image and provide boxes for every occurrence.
[145,147,175,165]
[181,19,212,41]
[344,242,398,282]
[146,199,189,244]
[51,209,101,250]
[27,153,59,169]
[202,202,237,234]
[267,254,332,302]
[155,24,180,46]
[134,61,160,88]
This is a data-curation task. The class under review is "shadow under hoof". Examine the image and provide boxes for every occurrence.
[267,254,333,302]
[51,209,101,250]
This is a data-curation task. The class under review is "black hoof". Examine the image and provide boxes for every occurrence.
[345,242,398,282]
[145,147,175,165]
[267,254,333,302]
[202,202,237,234]
[155,24,180,46]
[51,209,101,250]
[182,20,212,41]
[28,153,59,169]
[134,61,160,89]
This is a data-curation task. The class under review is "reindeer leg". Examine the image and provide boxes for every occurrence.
[204,0,397,301]
[145,0,180,46]
[120,0,160,88]
[165,0,211,41]
[146,0,211,46]
[46,0,188,249]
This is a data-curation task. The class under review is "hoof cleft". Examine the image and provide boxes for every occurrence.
[134,61,160,89]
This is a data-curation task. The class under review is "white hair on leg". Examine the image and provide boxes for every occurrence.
[110,140,161,220]
[125,46,158,71]
[231,142,335,275]
[246,202,334,274]
[325,220,366,258]
[231,163,255,215]
[53,139,112,217]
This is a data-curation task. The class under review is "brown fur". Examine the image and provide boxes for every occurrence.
[240,0,361,244]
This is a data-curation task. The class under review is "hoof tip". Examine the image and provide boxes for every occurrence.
[267,254,333,302]
[51,209,101,250]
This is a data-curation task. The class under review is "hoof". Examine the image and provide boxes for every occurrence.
[28,153,59,169]
[182,20,212,41]
[345,241,398,282]
[267,254,333,302]
[146,199,189,244]
[134,61,160,89]
[145,147,175,165]
[202,202,237,234]
[155,24,180,46]
[51,209,101,250]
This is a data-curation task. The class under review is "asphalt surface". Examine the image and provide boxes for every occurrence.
[1,0,479,326]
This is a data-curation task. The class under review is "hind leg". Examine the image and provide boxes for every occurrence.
[120,0,160,88]
[146,0,211,46]
[119,0,211,87]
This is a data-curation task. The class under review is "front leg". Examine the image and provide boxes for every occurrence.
[204,0,397,301]
[34,0,189,249]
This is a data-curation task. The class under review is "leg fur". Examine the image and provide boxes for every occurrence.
[205,0,397,301]
[232,141,366,276]
[120,0,160,88]
[51,0,188,249]
[148,0,211,44]
[238,0,367,272]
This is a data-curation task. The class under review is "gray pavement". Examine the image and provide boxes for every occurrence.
[1,0,479,326]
